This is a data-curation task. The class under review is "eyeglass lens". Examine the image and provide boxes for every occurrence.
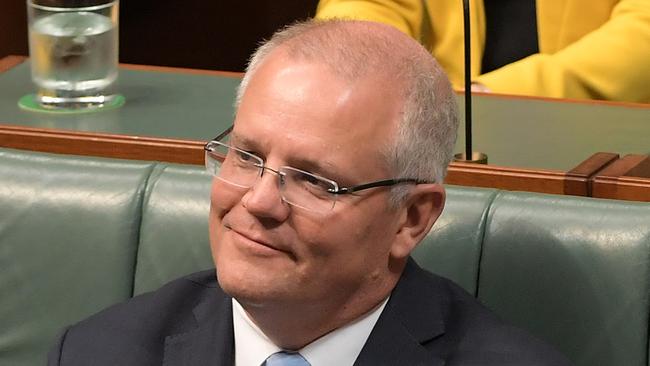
[205,142,337,212]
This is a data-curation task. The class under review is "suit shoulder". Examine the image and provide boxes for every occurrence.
[77,270,220,329]
[49,270,226,365]
[399,263,573,365]
[438,277,572,365]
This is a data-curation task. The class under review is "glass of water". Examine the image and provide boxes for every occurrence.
[27,0,119,109]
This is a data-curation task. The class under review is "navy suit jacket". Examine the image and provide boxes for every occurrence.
[48,259,572,365]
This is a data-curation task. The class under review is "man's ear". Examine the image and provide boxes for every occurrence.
[390,184,445,260]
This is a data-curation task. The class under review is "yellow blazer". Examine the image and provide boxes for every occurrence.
[317,0,650,103]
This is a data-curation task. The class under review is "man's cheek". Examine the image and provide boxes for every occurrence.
[210,184,244,212]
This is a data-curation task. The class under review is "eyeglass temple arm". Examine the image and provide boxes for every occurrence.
[330,178,428,195]
[209,125,234,144]
[204,125,234,151]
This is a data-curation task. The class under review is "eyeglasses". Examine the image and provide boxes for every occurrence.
[204,140,430,213]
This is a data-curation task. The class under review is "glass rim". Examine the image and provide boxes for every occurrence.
[28,0,118,12]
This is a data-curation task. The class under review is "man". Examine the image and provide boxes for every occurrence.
[48,20,571,365]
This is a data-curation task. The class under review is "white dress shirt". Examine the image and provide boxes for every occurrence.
[232,297,388,366]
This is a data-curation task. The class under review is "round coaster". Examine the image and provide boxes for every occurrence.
[18,94,125,114]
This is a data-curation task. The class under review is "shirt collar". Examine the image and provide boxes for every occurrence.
[232,297,388,366]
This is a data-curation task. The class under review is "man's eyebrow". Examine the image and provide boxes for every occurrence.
[288,156,340,180]
[229,133,341,180]
[228,133,257,149]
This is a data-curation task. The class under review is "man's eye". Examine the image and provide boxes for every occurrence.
[296,173,332,193]
[301,174,321,186]
[235,150,253,162]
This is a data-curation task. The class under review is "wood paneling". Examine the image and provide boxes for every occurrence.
[446,163,583,195]
[565,152,619,196]
[593,155,650,202]
[0,125,205,165]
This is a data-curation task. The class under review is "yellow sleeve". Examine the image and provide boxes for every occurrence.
[315,0,424,40]
[475,0,650,103]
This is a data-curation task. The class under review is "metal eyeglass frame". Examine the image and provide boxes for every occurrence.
[203,125,432,196]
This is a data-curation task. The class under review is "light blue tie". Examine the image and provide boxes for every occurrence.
[264,351,311,366]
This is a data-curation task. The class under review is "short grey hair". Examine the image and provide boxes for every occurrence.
[236,19,458,206]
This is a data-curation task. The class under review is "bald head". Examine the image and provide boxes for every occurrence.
[236,19,458,203]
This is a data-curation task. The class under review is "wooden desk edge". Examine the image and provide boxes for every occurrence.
[564,152,620,197]
[1,123,593,196]
[591,154,650,202]
[445,162,585,196]
[120,63,243,78]
[0,124,206,165]
[8,121,645,199]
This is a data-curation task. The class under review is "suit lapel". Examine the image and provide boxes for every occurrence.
[354,306,445,366]
[162,284,235,366]
[355,259,447,366]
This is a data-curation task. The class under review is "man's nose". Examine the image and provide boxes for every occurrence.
[241,167,290,221]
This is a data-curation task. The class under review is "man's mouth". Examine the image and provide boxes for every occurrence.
[225,223,293,257]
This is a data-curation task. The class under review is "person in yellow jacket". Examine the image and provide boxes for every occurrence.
[316,0,650,103]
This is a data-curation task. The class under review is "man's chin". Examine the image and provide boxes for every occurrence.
[216,269,283,306]
[221,284,286,310]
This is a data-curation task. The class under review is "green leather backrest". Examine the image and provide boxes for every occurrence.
[3,148,650,366]
[412,187,498,295]
[0,149,154,366]
[477,192,650,366]
[133,164,213,294]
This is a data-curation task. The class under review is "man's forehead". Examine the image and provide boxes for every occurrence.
[239,58,401,126]
[247,53,346,99]
[229,128,353,180]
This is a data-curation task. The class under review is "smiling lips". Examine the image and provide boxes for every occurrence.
[225,223,291,256]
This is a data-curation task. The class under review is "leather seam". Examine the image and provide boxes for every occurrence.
[130,163,166,297]
[474,189,500,299]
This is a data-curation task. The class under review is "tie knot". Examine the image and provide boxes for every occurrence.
[264,351,311,366]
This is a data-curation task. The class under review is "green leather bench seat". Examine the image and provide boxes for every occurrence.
[1,147,650,366]
[478,193,650,366]
[413,188,497,296]
[134,164,214,294]
[0,149,155,366]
